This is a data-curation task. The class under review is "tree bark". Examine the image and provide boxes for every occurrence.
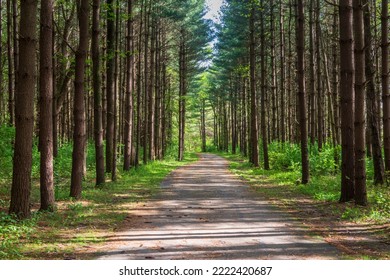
[353,0,367,205]
[70,0,89,199]
[339,0,355,202]
[39,0,55,211]
[279,0,286,143]
[9,0,38,218]
[92,0,105,185]
[309,0,316,146]
[124,0,134,171]
[12,0,18,115]
[249,3,259,167]
[143,1,151,164]
[270,0,277,142]
[382,0,390,171]
[260,1,269,170]
[201,99,206,152]
[135,0,144,167]
[364,0,384,185]
[106,0,115,173]
[111,1,120,182]
[0,0,3,123]
[297,0,309,184]
[316,0,323,151]
[178,30,186,161]
[6,0,14,126]
[148,18,156,161]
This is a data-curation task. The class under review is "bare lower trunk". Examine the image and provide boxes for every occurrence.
[39,0,55,211]
[382,0,390,171]
[249,3,259,167]
[364,1,384,185]
[106,0,115,173]
[92,0,105,185]
[124,0,134,171]
[260,2,269,169]
[353,0,367,205]
[9,0,38,219]
[339,0,355,202]
[297,0,309,184]
[70,0,89,199]
[6,0,14,126]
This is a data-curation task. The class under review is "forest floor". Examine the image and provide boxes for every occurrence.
[93,153,363,260]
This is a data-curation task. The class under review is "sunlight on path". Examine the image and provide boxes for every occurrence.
[97,154,341,260]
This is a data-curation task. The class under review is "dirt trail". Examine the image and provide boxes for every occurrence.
[97,154,342,260]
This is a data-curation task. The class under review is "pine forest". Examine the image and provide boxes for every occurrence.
[0,0,389,260]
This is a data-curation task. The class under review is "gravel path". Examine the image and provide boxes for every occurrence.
[98,154,342,260]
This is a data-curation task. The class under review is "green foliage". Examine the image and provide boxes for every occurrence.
[0,131,198,259]
[215,142,390,223]
[266,142,339,176]
[341,186,390,222]
[0,212,38,259]
[0,126,15,178]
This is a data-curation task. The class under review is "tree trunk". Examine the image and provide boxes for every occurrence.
[332,4,340,147]
[178,30,186,161]
[0,0,3,123]
[297,0,309,184]
[249,3,259,167]
[39,0,55,211]
[260,1,269,169]
[201,99,206,152]
[364,0,384,185]
[124,0,134,171]
[353,0,367,205]
[309,0,316,146]
[12,0,18,116]
[135,0,144,167]
[6,0,14,126]
[280,0,286,143]
[92,0,105,185]
[270,0,277,142]
[106,0,115,173]
[339,0,355,202]
[148,18,156,161]
[70,0,89,199]
[382,0,390,171]
[9,0,38,219]
[316,0,323,151]
[242,77,247,157]
[112,1,120,182]
[143,2,151,164]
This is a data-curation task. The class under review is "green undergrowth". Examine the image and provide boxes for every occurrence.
[0,128,198,259]
[214,142,390,224]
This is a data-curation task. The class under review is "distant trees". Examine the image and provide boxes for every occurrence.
[209,0,388,205]
[2,0,210,218]
[2,0,389,217]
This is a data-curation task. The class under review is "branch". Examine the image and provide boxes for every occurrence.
[53,19,76,54]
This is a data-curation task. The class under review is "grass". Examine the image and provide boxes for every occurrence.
[213,145,390,224]
[0,131,198,259]
[214,148,389,259]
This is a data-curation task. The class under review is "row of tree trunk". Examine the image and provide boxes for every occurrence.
[5,0,205,219]
[211,0,389,206]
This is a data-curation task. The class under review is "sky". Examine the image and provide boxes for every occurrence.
[204,0,223,23]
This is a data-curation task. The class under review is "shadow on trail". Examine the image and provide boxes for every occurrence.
[97,154,342,260]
